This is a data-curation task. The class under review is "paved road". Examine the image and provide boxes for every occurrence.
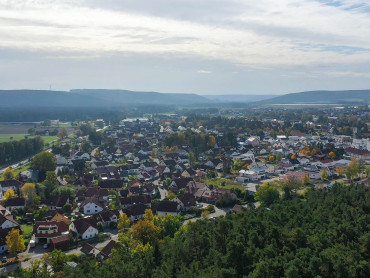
[183,202,232,224]
[153,180,168,200]
[0,233,118,274]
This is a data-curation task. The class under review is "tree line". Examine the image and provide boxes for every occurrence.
[0,136,44,165]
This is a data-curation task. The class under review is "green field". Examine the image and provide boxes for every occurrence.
[0,134,58,144]
[202,178,244,191]
[0,134,30,142]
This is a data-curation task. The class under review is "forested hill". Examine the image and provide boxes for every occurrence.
[256,90,370,104]
[17,184,370,278]
[0,89,211,108]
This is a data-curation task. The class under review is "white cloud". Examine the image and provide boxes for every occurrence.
[0,0,369,68]
[197,70,212,74]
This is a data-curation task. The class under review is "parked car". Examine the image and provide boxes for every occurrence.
[2,256,6,263]
[43,244,48,249]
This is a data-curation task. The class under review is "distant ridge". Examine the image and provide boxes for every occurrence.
[203,94,278,103]
[0,89,368,108]
[0,89,211,108]
[256,90,370,104]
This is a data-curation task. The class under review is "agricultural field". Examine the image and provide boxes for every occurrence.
[0,123,71,143]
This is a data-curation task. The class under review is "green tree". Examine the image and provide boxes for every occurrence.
[43,249,67,272]
[255,183,280,206]
[30,152,56,181]
[188,152,196,166]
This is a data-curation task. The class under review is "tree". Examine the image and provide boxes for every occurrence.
[255,183,280,206]
[118,213,130,230]
[358,159,366,177]
[43,249,67,272]
[57,128,68,139]
[80,141,92,153]
[366,166,370,178]
[268,155,275,162]
[207,135,216,148]
[328,151,336,159]
[336,166,345,177]
[346,158,359,180]
[43,171,58,198]
[188,152,196,166]
[34,207,49,221]
[302,174,310,185]
[291,153,297,159]
[201,210,210,220]
[131,219,161,245]
[276,153,282,161]
[63,203,72,214]
[144,209,154,222]
[4,188,15,200]
[20,183,36,206]
[3,167,15,180]
[320,168,328,180]
[155,214,183,238]
[30,152,56,181]
[6,228,25,254]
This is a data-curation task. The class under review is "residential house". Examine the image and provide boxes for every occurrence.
[70,217,98,240]
[4,197,26,211]
[0,179,23,194]
[33,221,68,244]
[43,196,70,210]
[156,200,180,217]
[0,214,19,230]
[79,197,105,215]
[42,210,71,225]
[345,148,370,161]
[94,210,119,228]
[120,195,151,209]
[122,203,148,222]
[202,188,237,204]
[173,194,196,211]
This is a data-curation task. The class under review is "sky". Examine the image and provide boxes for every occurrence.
[0,0,370,95]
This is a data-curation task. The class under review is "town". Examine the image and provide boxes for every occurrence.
[0,104,368,275]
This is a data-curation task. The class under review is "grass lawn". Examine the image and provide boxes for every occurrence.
[202,178,244,191]
[21,224,33,238]
[41,136,59,144]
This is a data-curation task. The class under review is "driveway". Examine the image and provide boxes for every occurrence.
[0,232,119,274]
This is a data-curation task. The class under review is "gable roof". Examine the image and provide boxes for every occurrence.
[0,214,19,227]
[72,217,98,235]
[98,179,123,189]
[79,197,105,209]
[0,179,23,188]
[100,240,120,258]
[157,200,179,213]
[122,203,148,217]
[43,195,69,208]
[4,197,26,207]
[33,221,68,238]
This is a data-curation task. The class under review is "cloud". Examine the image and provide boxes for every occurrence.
[197,70,212,74]
[0,0,370,93]
[0,0,369,69]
